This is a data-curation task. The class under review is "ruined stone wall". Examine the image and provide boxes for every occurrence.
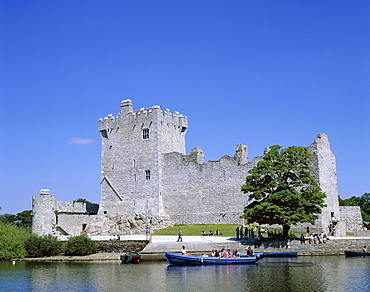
[56,213,95,236]
[160,149,260,225]
[32,189,99,237]
[339,206,363,233]
[308,134,342,235]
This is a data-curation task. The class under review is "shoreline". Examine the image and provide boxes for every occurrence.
[13,235,370,262]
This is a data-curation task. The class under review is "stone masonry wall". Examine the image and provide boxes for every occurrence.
[33,189,99,237]
[161,150,260,224]
[97,100,188,219]
[339,206,363,233]
[308,134,342,235]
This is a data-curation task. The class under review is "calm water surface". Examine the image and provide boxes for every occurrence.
[0,256,369,292]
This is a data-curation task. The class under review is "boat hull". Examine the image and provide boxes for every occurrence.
[120,252,141,264]
[164,251,257,265]
[345,251,370,257]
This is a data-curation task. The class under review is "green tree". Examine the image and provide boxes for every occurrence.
[339,193,370,221]
[24,234,62,257]
[0,213,16,224]
[0,210,32,228]
[73,198,92,204]
[15,210,32,228]
[0,222,31,260]
[241,145,326,238]
[64,235,97,256]
[359,193,370,221]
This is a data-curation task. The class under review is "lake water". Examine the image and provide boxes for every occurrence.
[1,256,369,292]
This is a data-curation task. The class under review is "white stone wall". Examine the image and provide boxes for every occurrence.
[32,189,57,236]
[98,100,188,219]
[57,213,94,236]
[32,189,99,236]
[308,134,342,235]
[161,150,256,224]
[339,206,363,233]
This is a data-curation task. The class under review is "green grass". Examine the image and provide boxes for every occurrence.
[153,224,305,238]
[152,224,240,237]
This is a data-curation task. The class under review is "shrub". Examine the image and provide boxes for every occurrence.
[64,235,97,256]
[24,234,62,257]
[0,222,30,260]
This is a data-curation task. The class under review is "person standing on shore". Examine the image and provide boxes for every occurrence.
[177,228,182,242]
[236,226,240,239]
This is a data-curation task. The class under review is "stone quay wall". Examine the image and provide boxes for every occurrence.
[252,238,370,256]
[95,240,148,253]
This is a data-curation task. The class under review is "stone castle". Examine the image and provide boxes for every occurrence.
[32,100,362,237]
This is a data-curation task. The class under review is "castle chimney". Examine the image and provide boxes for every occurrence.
[191,147,204,164]
[120,99,133,113]
[235,144,248,165]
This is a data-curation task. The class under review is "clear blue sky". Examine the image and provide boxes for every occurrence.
[1,1,369,215]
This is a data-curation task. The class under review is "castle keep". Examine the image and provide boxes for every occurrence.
[32,100,362,237]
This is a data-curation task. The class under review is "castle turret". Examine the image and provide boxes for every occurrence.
[32,189,57,236]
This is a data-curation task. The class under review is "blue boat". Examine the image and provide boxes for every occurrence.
[241,251,297,258]
[164,251,258,265]
[345,251,370,257]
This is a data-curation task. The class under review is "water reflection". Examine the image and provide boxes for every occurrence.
[0,256,369,292]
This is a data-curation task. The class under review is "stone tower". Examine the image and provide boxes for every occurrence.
[308,133,345,236]
[98,100,188,219]
[32,189,57,236]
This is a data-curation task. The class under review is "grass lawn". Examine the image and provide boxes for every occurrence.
[152,224,239,237]
[152,224,304,238]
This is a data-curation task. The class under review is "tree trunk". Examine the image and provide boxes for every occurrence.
[282,224,290,239]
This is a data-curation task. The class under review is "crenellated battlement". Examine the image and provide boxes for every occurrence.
[99,100,188,133]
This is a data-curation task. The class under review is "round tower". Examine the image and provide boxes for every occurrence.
[32,189,57,236]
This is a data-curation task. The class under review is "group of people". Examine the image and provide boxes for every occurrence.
[211,248,241,258]
[110,235,120,241]
[308,233,328,244]
[235,226,248,239]
[181,246,254,258]
[236,226,280,239]
[201,229,222,236]
[201,230,213,236]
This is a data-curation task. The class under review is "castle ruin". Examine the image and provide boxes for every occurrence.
[32,100,362,237]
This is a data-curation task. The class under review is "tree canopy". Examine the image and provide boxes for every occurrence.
[0,210,32,228]
[73,198,92,204]
[241,145,326,237]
